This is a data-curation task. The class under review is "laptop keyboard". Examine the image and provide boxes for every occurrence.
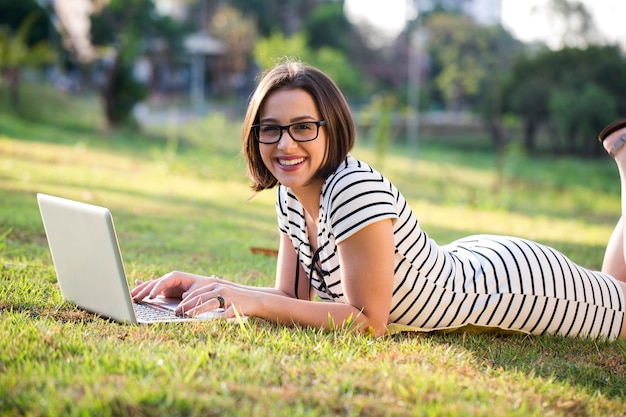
[134,302,191,322]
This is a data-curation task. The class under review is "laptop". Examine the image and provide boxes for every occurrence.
[37,193,223,324]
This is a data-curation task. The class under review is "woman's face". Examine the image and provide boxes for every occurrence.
[258,88,327,195]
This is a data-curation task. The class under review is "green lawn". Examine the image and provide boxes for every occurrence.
[1,85,625,416]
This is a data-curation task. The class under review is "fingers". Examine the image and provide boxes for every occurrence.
[175,282,235,316]
[130,279,157,301]
[131,272,237,318]
[148,271,189,298]
[131,271,201,302]
[175,290,225,317]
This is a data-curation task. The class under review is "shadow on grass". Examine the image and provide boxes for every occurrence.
[0,300,98,324]
[393,329,626,400]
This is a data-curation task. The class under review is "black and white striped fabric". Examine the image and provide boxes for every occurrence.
[276,155,625,339]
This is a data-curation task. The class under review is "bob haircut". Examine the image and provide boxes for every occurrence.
[242,60,356,192]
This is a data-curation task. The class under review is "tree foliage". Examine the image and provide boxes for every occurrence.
[0,0,50,45]
[253,31,366,99]
[228,0,321,37]
[549,83,617,153]
[302,2,352,52]
[417,11,522,151]
[422,12,522,112]
[539,0,600,48]
[230,0,376,98]
[0,12,57,108]
[90,0,190,128]
[207,4,257,95]
[505,45,626,154]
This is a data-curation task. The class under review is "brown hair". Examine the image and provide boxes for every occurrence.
[242,60,356,192]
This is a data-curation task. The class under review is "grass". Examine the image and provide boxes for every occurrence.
[1,82,626,416]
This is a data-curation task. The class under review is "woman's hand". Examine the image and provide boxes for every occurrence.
[131,271,218,303]
[175,283,262,318]
[132,271,263,318]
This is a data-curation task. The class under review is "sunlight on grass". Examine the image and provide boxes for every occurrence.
[1,94,626,416]
[412,199,613,245]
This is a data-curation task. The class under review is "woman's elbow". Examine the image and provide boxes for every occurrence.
[356,315,389,337]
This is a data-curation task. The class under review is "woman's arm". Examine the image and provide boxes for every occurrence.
[131,271,287,301]
[133,228,314,305]
[178,219,395,336]
[263,219,395,335]
[274,231,314,300]
[131,234,304,306]
[131,230,310,302]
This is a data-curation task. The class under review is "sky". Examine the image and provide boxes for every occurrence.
[344,0,626,49]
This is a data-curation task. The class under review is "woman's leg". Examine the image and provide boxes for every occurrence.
[602,218,626,281]
[599,124,626,338]
[601,125,626,282]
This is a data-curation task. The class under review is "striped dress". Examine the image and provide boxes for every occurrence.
[276,155,625,339]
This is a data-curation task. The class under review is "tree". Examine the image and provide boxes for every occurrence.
[505,46,626,155]
[418,12,522,152]
[0,0,50,45]
[253,31,366,100]
[207,4,257,96]
[549,84,617,153]
[302,2,352,52]
[229,0,321,37]
[90,0,190,128]
[0,12,57,109]
[537,0,600,48]
[422,12,521,112]
[503,61,552,152]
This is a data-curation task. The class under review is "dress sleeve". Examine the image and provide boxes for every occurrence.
[326,169,399,244]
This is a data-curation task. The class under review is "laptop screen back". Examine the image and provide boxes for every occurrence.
[37,193,137,324]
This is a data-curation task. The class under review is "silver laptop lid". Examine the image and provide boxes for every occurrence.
[37,193,137,324]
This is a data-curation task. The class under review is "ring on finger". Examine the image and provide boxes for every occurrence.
[216,295,225,310]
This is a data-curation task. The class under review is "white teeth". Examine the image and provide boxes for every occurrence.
[279,158,305,166]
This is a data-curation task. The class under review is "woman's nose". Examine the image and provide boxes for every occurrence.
[276,130,297,150]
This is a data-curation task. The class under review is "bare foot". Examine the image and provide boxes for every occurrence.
[602,127,626,158]
[599,119,626,157]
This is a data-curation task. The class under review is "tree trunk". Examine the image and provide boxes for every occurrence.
[2,69,21,110]
[486,116,506,194]
[487,117,506,153]
[101,55,123,128]
[523,120,537,153]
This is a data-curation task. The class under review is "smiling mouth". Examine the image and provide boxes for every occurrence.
[278,157,305,166]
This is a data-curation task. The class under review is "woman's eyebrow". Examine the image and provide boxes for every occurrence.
[259,115,318,124]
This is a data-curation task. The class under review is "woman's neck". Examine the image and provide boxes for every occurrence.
[291,179,324,221]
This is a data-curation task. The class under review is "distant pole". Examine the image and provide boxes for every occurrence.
[406,1,420,160]
[190,53,205,115]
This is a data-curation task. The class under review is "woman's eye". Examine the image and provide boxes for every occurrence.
[261,125,280,133]
[293,123,312,131]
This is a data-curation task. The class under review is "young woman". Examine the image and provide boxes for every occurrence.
[132,61,626,340]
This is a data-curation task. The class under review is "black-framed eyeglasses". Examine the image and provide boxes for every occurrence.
[251,121,325,144]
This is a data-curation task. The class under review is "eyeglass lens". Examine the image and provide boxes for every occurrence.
[256,122,322,143]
